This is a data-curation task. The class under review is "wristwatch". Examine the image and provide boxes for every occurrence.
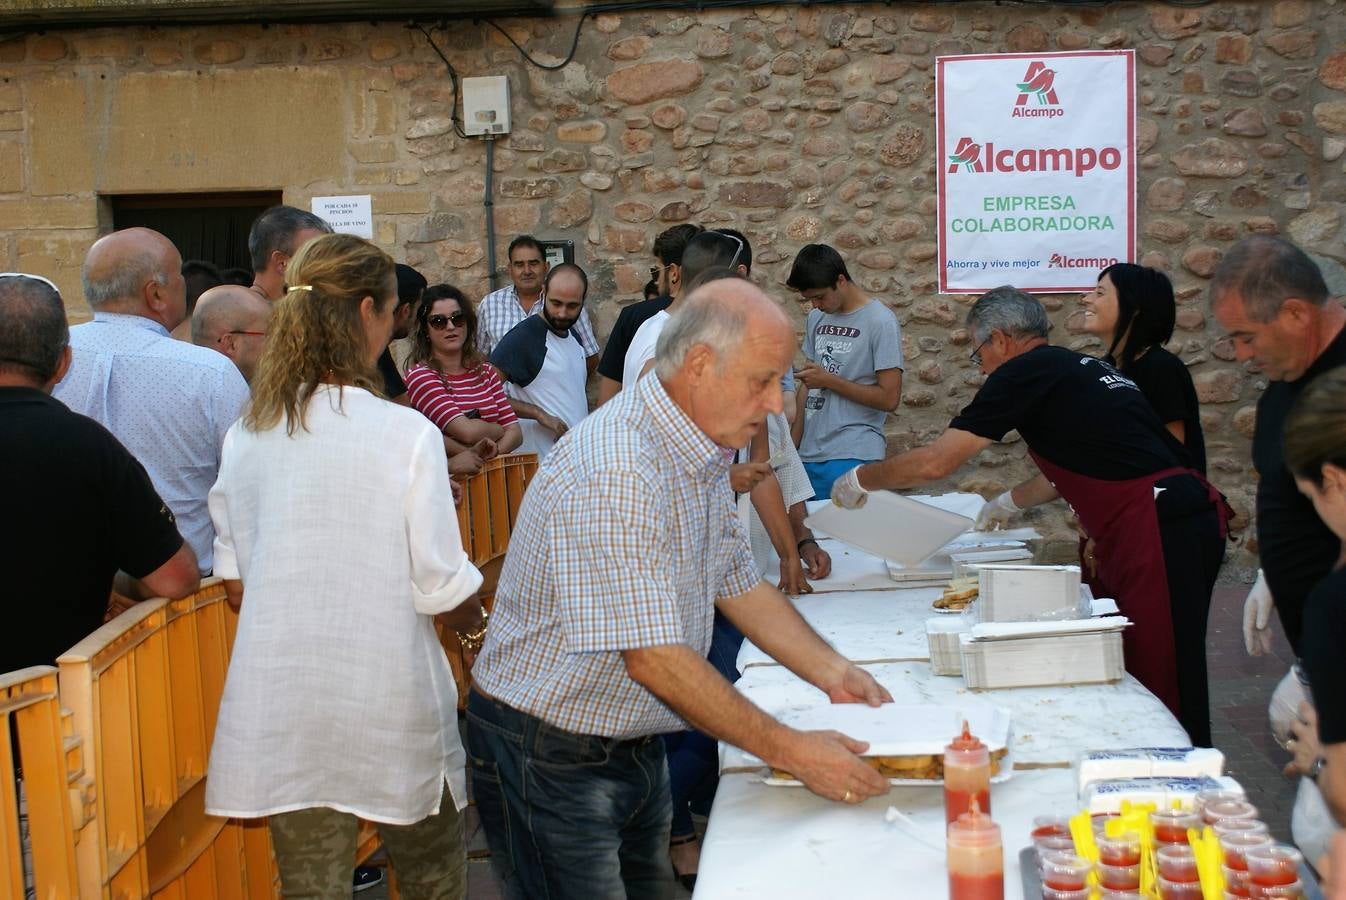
[1309,757,1328,782]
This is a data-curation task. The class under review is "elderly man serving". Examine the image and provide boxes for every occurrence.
[468,278,892,899]
[832,286,1227,747]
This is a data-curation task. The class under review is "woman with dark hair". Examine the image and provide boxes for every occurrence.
[1081,263,1206,473]
[1282,367,1346,833]
[205,234,483,898]
[404,284,523,458]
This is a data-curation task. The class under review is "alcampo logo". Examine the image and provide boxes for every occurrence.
[946,136,1122,177]
[1013,61,1063,119]
[947,138,984,173]
[1049,253,1120,269]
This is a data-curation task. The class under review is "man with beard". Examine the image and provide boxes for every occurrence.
[490,264,591,460]
[478,235,600,374]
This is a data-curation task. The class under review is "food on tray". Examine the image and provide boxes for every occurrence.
[770,747,1007,783]
[936,576,979,610]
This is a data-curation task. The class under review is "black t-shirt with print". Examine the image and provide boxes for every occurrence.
[949,344,1190,480]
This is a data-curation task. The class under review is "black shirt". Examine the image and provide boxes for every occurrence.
[377,347,406,400]
[950,345,1190,480]
[1123,347,1207,475]
[595,295,673,382]
[0,387,184,671]
[1301,566,1346,744]
[1253,324,1346,652]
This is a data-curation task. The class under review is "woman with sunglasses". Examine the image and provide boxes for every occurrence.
[405,284,523,462]
[205,234,484,898]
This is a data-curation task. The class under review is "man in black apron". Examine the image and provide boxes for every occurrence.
[831,286,1228,746]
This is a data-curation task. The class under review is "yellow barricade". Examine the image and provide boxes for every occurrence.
[5,455,537,898]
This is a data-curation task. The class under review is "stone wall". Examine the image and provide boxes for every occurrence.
[5,1,1346,574]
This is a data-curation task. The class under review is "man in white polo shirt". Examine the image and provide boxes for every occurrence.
[490,264,591,461]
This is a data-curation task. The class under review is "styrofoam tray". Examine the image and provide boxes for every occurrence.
[761,702,1013,787]
[805,493,975,568]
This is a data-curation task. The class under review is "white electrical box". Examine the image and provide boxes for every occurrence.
[462,75,511,136]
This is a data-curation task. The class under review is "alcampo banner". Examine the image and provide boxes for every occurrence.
[936,50,1136,293]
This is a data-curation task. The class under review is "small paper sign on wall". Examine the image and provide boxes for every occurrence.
[311,195,373,240]
[936,50,1136,294]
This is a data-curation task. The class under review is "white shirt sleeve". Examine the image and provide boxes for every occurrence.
[404,425,484,614]
[208,426,240,580]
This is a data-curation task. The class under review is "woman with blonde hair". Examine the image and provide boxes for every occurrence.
[404,284,523,459]
[205,233,483,899]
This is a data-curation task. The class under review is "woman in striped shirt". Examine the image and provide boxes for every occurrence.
[405,284,522,459]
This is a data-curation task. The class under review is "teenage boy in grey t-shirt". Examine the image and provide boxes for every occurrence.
[787,244,904,499]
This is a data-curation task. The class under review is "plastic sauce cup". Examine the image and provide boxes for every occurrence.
[1157,844,1199,882]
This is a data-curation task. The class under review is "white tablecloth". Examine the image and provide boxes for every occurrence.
[699,532,1188,900]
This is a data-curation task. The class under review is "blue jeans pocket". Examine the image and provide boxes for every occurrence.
[530,723,612,769]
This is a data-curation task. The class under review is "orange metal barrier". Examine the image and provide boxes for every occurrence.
[57,581,278,900]
[445,453,538,706]
[1,665,83,899]
[4,455,537,898]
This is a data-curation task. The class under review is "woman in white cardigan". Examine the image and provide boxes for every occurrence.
[205,233,483,899]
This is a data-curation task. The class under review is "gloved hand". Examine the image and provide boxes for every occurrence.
[830,467,868,509]
[1243,569,1276,657]
[975,490,1020,531]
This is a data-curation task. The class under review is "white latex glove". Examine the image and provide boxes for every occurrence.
[1243,569,1276,657]
[830,467,869,509]
[1269,667,1308,748]
[975,490,1020,531]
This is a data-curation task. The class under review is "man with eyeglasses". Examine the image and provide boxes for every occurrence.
[190,284,272,384]
[786,243,904,500]
[477,235,600,372]
[830,285,1228,748]
[1,272,200,672]
[596,224,703,405]
[54,228,250,577]
[622,229,746,390]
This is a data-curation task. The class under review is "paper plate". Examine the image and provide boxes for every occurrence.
[805,493,975,568]
[761,702,1014,787]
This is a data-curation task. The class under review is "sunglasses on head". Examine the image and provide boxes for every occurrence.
[427,312,466,331]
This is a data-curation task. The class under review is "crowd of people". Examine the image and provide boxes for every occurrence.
[3,200,1346,897]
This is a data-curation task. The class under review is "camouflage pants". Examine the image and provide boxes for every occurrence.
[268,783,466,900]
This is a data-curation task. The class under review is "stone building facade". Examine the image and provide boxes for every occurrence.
[5,1,1346,571]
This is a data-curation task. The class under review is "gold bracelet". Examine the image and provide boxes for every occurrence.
[456,610,489,649]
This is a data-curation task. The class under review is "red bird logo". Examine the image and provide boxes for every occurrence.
[947,137,983,173]
[1015,62,1060,106]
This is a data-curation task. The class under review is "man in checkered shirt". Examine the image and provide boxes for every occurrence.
[477,234,600,372]
[469,278,893,899]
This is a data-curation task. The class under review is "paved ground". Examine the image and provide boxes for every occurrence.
[365,583,1301,898]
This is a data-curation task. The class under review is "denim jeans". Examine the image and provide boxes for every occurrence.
[663,612,744,837]
[465,689,674,900]
[802,458,873,500]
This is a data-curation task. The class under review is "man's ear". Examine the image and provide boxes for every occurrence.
[1279,298,1318,329]
[46,345,72,391]
[681,343,715,383]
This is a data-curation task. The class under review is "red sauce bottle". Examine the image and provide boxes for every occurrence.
[947,798,1004,900]
[945,720,991,824]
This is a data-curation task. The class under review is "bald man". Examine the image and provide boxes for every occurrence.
[191,285,272,383]
[468,279,891,898]
[55,227,250,574]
